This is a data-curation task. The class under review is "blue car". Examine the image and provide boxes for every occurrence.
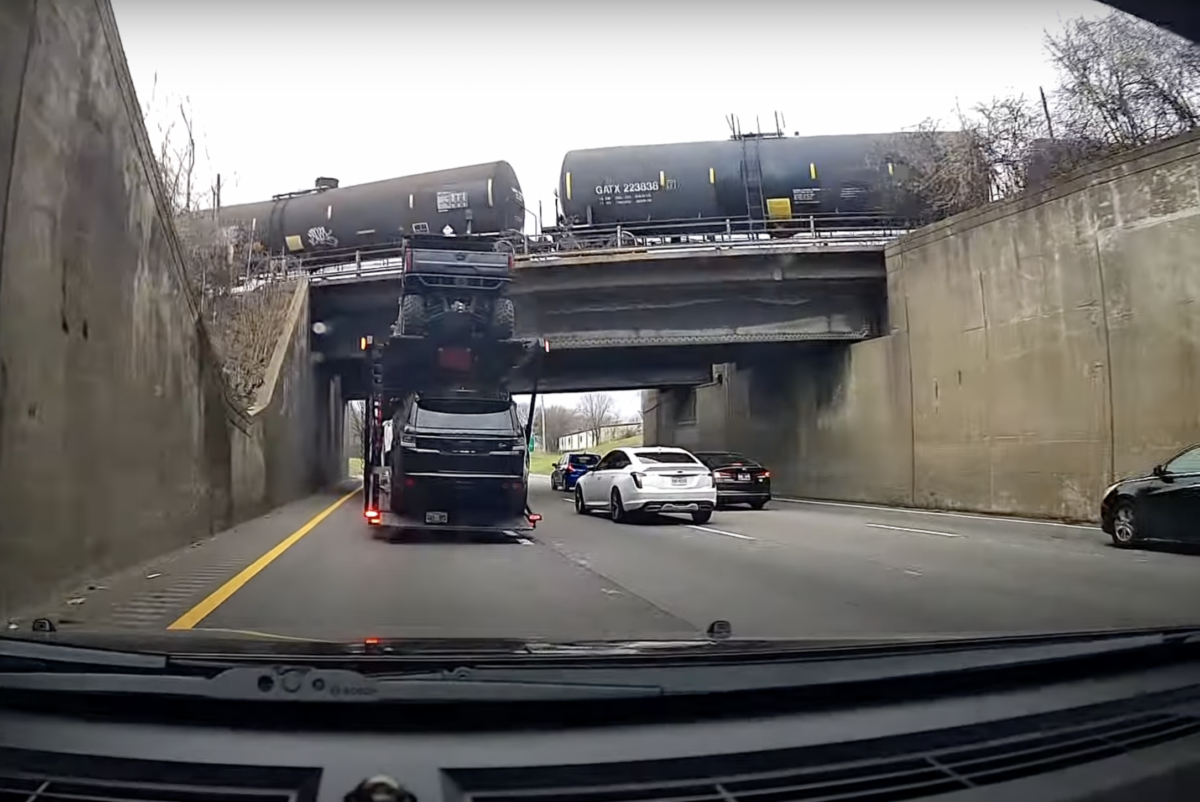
[550,452,601,491]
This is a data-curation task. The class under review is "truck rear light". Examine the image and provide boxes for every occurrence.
[630,471,645,489]
[364,508,380,523]
[507,254,515,270]
[403,248,413,272]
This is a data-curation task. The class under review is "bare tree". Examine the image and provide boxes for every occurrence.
[882,11,1200,211]
[142,82,295,409]
[576,393,617,447]
[872,121,992,217]
[1046,12,1199,149]
[542,404,582,452]
[348,401,366,457]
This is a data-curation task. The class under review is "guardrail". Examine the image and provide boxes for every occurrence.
[233,213,912,291]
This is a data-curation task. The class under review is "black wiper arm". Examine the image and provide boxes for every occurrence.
[0,665,662,702]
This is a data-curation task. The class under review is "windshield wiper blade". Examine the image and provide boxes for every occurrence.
[0,635,168,673]
[0,665,662,702]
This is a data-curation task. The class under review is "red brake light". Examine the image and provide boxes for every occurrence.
[507,254,515,270]
[364,508,380,522]
[403,248,413,272]
[763,470,771,478]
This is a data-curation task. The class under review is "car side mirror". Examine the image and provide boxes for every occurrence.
[1153,464,1174,481]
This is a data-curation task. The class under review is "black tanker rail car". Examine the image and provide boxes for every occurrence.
[217,161,525,266]
[557,133,948,238]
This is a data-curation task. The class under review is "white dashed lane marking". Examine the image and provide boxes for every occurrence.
[687,525,755,541]
[866,523,962,538]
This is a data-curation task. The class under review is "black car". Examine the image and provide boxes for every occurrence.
[693,451,772,509]
[1100,443,1200,547]
[386,391,530,529]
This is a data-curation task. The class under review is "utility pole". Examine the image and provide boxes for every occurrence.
[541,398,548,452]
[1039,86,1056,140]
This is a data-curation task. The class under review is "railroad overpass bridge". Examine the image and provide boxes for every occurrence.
[309,239,889,397]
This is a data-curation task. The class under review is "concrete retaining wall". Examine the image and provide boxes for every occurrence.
[649,127,1200,522]
[0,0,324,619]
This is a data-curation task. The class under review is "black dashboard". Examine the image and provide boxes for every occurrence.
[3,647,1200,802]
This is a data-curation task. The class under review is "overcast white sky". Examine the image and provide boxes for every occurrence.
[113,0,1110,422]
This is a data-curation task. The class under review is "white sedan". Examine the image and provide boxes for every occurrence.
[573,446,717,524]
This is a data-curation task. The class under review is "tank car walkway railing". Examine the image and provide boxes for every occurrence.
[239,213,912,291]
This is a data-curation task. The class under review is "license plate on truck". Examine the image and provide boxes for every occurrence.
[425,511,449,525]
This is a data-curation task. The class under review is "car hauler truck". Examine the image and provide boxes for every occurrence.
[360,236,545,536]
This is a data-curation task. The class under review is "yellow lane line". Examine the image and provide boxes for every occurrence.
[168,488,360,630]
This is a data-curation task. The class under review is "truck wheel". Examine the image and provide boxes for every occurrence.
[491,298,515,339]
[400,295,426,336]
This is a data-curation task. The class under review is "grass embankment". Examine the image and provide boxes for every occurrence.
[529,433,644,476]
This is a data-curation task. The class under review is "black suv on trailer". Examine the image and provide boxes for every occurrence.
[386,391,530,529]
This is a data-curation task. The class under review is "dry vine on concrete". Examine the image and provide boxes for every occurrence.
[142,79,295,409]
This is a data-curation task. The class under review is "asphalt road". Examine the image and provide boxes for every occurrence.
[39,477,1200,643]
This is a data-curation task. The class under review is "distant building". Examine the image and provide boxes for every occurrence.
[557,420,643,453]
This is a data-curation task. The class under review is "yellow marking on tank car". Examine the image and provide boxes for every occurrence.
[326,205,332,220]
[659,170,665,187]
[565,172,572,200]
[888,162,895,176]
[766,198,793,220]
[408,194,414,209]
[356,229,376,236]
[487,178,494,207]
[284,235,303,252]
[810,163,817,180]
[709,167,715,184]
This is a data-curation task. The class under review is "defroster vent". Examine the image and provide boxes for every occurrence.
[0,749,320,802]
[450,709,1200,802]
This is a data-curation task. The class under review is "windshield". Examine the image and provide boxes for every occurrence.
[634,451,700,464]
[4,1,1198,666]
[698,453,759,468]
[413,400,516,432]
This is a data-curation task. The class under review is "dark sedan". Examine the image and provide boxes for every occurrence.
[1100,443,1200,547]
[693,451,771,509]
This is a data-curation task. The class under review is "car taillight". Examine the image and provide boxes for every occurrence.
[403,249,413,272]
[364,508,380,523]
[507,254,515,270]
[630,471,645,489]
[763,470,771,478]
[716,471,732,479]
